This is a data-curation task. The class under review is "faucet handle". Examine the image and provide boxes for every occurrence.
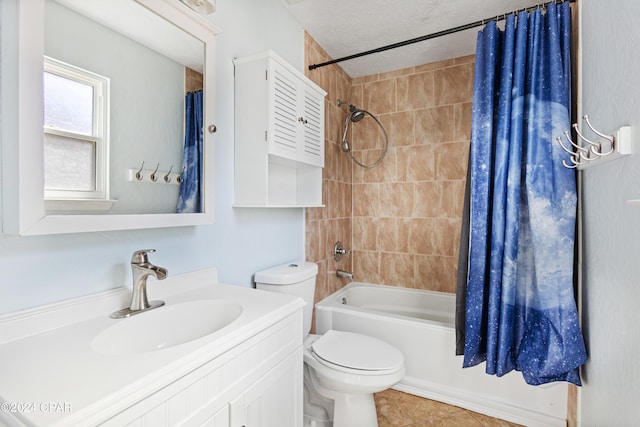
[131,249,156,264]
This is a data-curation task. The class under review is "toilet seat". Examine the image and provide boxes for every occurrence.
[310,330,404,375]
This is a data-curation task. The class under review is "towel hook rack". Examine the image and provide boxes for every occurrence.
[557,115,631,169]
[128,162,182,185]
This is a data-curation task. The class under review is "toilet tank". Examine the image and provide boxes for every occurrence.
[255,262,318,336]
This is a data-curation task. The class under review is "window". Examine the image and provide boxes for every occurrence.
[43,56,110,205]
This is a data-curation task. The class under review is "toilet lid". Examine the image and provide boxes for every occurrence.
[310,330,404,371]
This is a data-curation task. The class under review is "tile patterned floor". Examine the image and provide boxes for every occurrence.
[375,389,522,427]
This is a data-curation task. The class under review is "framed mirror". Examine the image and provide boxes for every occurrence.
[1,0,220,235]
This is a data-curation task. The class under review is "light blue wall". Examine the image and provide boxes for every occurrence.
[580,0,640,424]
[0,0,307,314]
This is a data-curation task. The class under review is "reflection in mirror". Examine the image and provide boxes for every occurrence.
[44,0,205,214]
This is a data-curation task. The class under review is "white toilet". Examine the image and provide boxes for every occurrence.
[255,262,405,427]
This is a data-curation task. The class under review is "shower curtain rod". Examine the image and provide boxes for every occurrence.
[308,0,575,71]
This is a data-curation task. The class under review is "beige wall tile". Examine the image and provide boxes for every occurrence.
[326,101,342,144]
[305,35,473,298]
[441,179,466,218]
[416,105,455,144]
[397,71,435,111]
[380,182,414,218]
[435,141,469,180]
[453,54,476,65]
[416,58,455,72]
[454,102,473,142]
[324,141,336,181]
[353,183,380,217]
[434,63,474,106]
[349,84,364,108]
[306,219,320,262]
[413,181,444,218]
[378,66,416,80]
[353,250,380,283]
[380,252,415,287]
[377,218,399,252]
[352,115,385,151]
[397,145,436,182]
[381,111,415,147]
[364,79,397,114]
[353,216,377,251]
[415,254,457,293]
[358,148,396,183]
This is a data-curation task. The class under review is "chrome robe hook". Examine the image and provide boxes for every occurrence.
[135,161,145,180]
[558,114,630,169]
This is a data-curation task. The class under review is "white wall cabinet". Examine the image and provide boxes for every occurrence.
[234,51,326,207]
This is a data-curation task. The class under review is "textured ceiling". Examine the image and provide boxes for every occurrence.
[281,0,546,77]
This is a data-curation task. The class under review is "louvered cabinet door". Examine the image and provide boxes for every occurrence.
[301,87,324,167]
[267,59,324,167]
[269,62,300,160]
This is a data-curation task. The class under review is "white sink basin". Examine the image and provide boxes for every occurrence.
[92,300,242,355]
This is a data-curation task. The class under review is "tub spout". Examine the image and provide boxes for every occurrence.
[336,269,353,280]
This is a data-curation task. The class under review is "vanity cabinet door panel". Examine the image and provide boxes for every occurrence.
[201,405,230,427]
[102,314,302,427]
[230,347,303,427]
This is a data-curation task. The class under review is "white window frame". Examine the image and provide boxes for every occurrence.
[43,56,110,208]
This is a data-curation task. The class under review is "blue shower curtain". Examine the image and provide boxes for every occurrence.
[177,90,203,213]
[461,2,587,386]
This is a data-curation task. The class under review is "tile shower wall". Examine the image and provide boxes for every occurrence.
[304,33,354,311]
[350,57,473,293]
[305,32,473,308]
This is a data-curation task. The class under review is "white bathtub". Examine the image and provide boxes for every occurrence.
[315,282,567,427]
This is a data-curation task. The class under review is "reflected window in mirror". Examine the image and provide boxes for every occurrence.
[0,0,219,235]
[43,56,111,209]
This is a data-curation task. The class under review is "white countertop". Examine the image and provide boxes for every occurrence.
[0,268,304,426]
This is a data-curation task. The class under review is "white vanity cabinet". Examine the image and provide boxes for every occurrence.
[234,50,326,207]
[102,313,303,427]
[0,270,304,427]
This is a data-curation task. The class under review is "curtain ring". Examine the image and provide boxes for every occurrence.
[135,161,144,181]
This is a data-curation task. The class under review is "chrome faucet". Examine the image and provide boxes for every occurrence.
[111,249,168,319]
[333,241,353,281]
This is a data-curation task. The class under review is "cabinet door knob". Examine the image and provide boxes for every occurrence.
[298,117,307,124]
[208,124,217,133]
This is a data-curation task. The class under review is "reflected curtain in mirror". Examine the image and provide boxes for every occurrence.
[177,90,203,213]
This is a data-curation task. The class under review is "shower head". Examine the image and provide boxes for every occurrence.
[337,99,366,122]
[349,107,366,122]
[337,99,390,169]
